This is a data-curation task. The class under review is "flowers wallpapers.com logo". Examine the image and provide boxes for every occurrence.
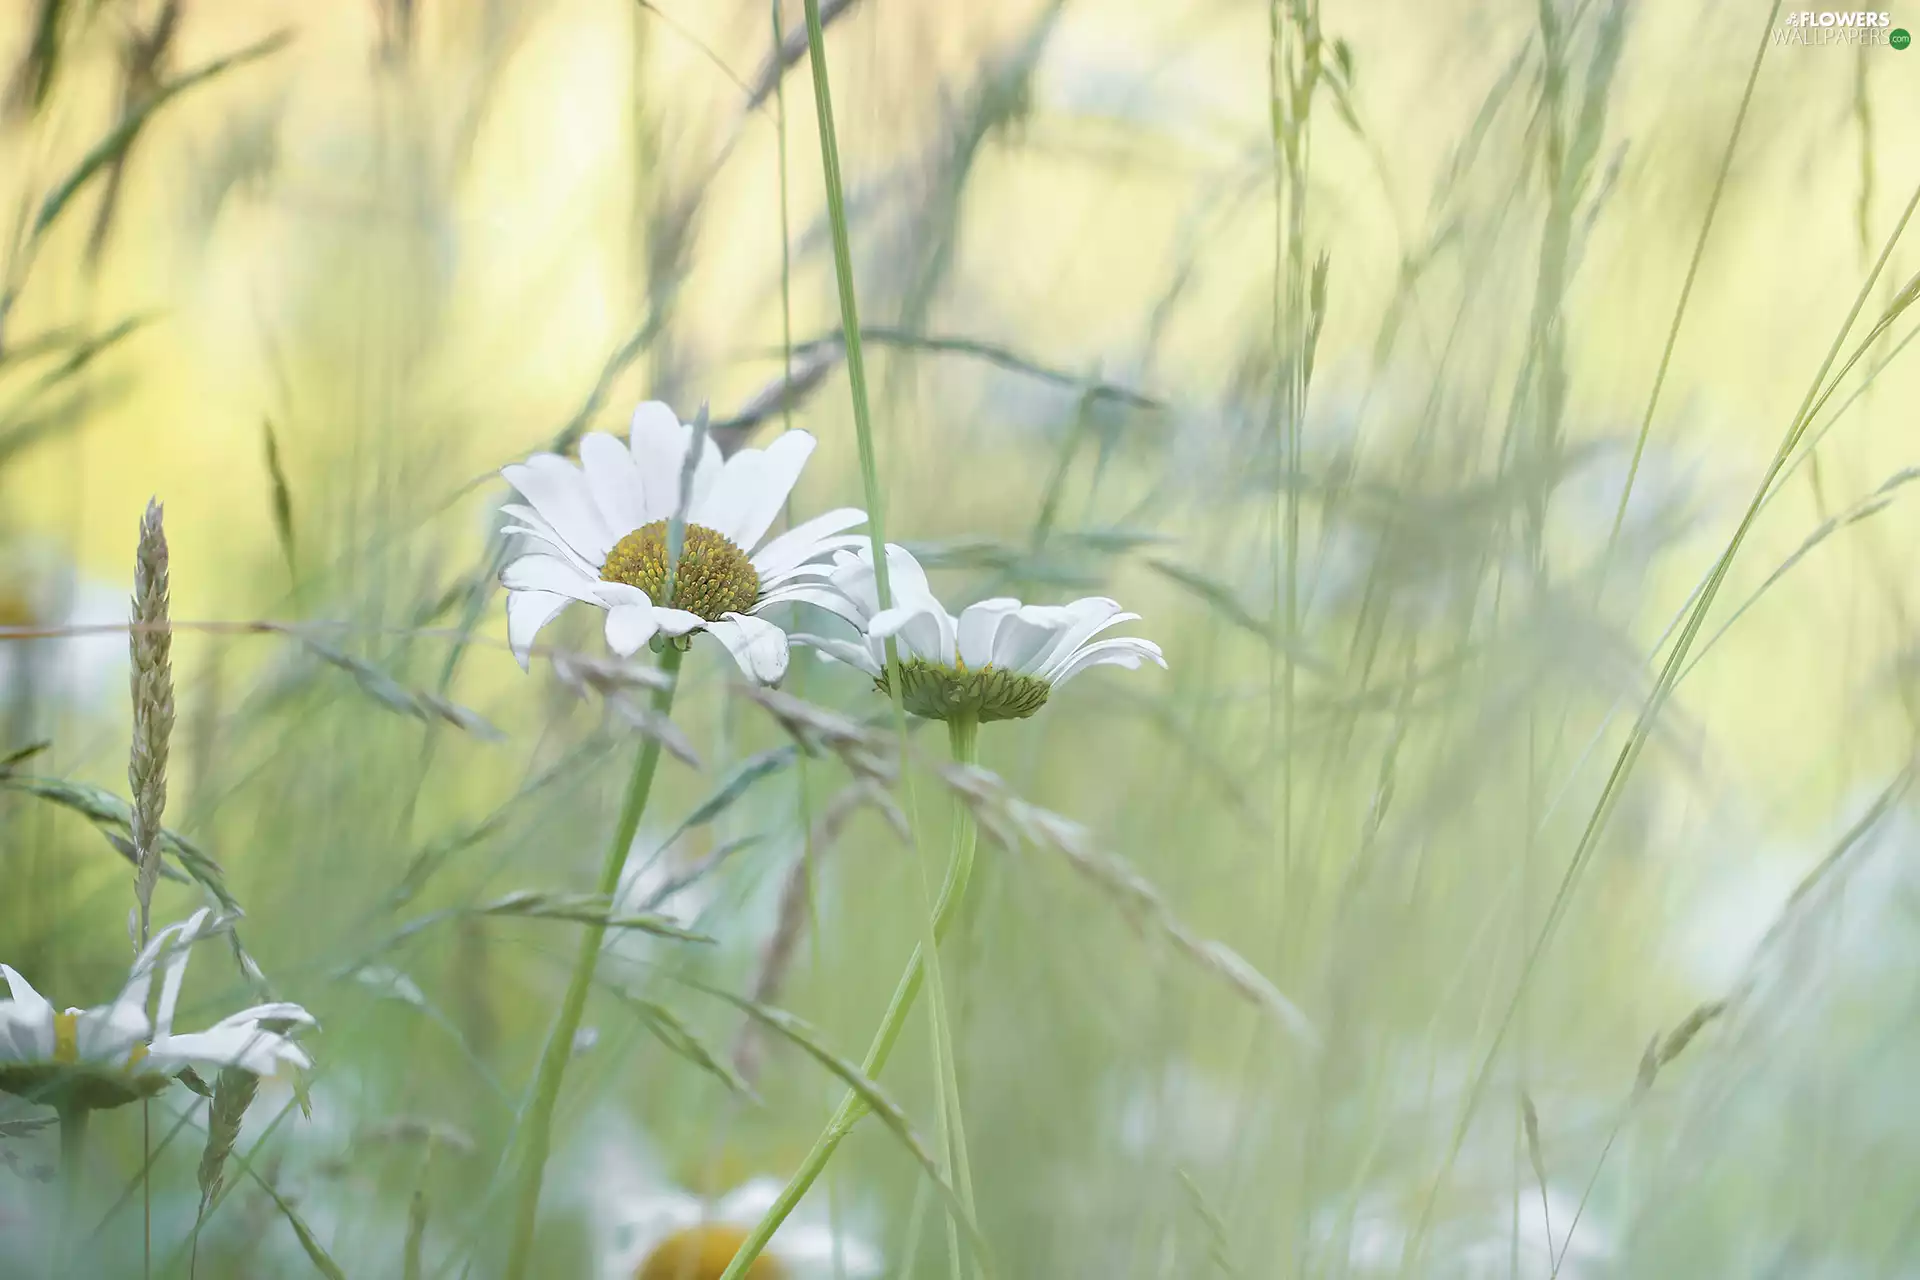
[1772,10,1909,44]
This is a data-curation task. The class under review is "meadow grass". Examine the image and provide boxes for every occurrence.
[3,2,1920,1278]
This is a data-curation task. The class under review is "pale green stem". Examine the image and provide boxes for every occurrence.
[719,5,975,1277]
[502,645,684,1279]
[930,716,980,1278]
[719,712,983,1280]
[57,1103,88,1277]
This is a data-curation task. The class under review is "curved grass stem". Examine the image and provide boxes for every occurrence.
[717,4,979,1275]
[720,712,983,1279]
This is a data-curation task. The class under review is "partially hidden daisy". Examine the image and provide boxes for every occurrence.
[791,542,1166,721]
[0,909,314,1114]
[499,401,867,685]
[606,1173,882,1280]
[0,543,125,715]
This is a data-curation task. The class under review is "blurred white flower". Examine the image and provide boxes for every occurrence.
[498,402,867,684]
[0,547,124,715]
[600,830,723,969]
[792,542,1165,721]
[0,909,314,1113]
[581,1116,882,1280]
[1113,1062,1263,1169]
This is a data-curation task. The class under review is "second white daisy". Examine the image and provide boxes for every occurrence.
[792,543,1166,722]
[499,402,867,685]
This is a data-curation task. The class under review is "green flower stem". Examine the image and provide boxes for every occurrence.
[502,644,685,1280]
[57,1103,88,1275]
[718,6,976,1278]
[720,713,982,1280]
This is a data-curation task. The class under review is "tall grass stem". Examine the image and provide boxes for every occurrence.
[719,712,984,1279]
[722,2,977,1272]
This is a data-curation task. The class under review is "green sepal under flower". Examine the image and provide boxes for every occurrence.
[0,1060,175,1113]
[876,657,1051,723]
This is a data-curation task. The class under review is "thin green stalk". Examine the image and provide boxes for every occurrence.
[501,645,684,1279]
[767,6,857,1274]
[720,712,984,1280]
[721,3,976,1275]
[1602,0,1777,568]
[57,1104,89,1277]
[800,0,891,610]
[930,714,981,1279]
[773,1,796,442]
[143,1099,152,1280]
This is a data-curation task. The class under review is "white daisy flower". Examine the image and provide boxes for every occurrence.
[584,1117,882,1280]
[0,909,314,1113]
[0,546,124,715]
[498,401,867,685]
[791,542,1166,721]
[612,1177,882,1280]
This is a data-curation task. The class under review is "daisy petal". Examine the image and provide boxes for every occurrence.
[507,590,570,669]
[651,608,706,638]
[0,964,51,1018]
[688,432,723,516]
[1047,637,1167,687]
[882,543,936,605]
[200,1002,316,1034]
[628,401,688,520]
[502,455,615,562]
[751,507,868,580]
[770,1223,884,1275]
[716,1177,785,1224]
[869,602,951,665]
[753,584,869,629]
[1033,602,1139,682]
[0,966,54,1059]
[987,605,1076,674]
[146,909,214,1039]
[579,431,648,535]
[758,536,875,591]
[707,613,790,685]
[500,504,601,577]
[728,431,817,551]
[605,605,660,656]
[792,633,884,676]
[691,448,773,547]
[0,1005,51,1061]
[149,1027,310,1076]
[501,554,606,604]
[73,1002,150,1063]
[956,598,1023,668]
[593,582,652,609]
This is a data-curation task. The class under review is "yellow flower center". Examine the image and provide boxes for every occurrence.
[0,588,37,628]
[601,521,760,623]
[53,1011,78,1063]
[635,1224,785,1280]
[878,657,1052,722]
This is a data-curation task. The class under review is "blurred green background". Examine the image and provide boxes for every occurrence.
[4,0,1920,1275]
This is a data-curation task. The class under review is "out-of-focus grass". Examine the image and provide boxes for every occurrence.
[4,1,1920,1276]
